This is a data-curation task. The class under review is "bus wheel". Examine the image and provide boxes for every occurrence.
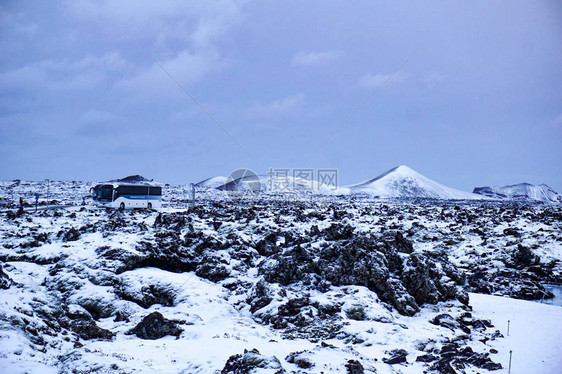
[119,202,125,210]
[147,202,152,210]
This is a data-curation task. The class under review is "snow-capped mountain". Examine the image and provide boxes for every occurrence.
[473,183,561,203]
[199,166,485,200]
[348,165,486,200]
[214,174,350,195]
[193,176,228,190]
[196,166,561,203]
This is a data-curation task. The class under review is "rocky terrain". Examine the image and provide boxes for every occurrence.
[0,182,561,373]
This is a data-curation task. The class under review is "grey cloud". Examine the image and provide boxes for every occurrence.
[357,72,409,89]
[0,52,128,94]
[80,109,117,123]
[291,50,342,66]
[63,0,245,48]
[250,93,306,118]
[0,0,560,189]
[117,49,226,98]
[0,10,38,37]
[423,71,446,89]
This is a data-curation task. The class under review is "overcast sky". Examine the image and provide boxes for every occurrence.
[1,0,561,191]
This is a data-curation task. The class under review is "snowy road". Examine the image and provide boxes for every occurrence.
[2,204,76,214]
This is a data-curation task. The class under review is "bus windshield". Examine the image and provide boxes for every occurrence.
[92,184,114,201]
[99,186,113,200]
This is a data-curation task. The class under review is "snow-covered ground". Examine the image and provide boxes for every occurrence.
[470,293,562,374]
[0,180,560,373]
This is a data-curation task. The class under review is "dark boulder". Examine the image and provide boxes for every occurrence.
[261,245,318,286]
[401,253,441,305]
[345,359,364,374]
[285,351,314,369]
[439,343,459,358]
[318,238,390,289]
[386,231,414,254]
[134,239,196,274]
[416,354,437,363]
[61,228,80,242]
[103,213,129,231]
[62,308,114,340]
[116,283,175,308]
[69,319,114,340]
[424,342,502,373]
[503,228,521,237]
[95,246,144,274]
[309,225,320,237]
[401,253,468,305]
[510,244,539,269]
[154,212,186,231]
[431,314,459,331]
[221,348,284,374]
[0,264,13,289]
[6,209,22,219]
[255,233,281,256]
[195,259,230,283]
[278,297,310,317]
[127,312,182,340]
[345,305,367,321]
[383,349,408,364]
[247,280,273,313]
[465,351,502,371]
[466,271,494,294]
[430,358,457,374]
[383,277,420,316]
[323,223,354,241]
[70,319,113,340]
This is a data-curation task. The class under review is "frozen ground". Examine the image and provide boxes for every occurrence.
[0,180,561,373]
[469,293,562,374]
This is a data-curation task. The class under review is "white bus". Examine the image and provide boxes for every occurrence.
[91,183,162,209]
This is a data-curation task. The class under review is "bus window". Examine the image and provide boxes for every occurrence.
[149,186,162,196]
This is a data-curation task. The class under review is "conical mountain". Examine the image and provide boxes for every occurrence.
[349,165,485,200]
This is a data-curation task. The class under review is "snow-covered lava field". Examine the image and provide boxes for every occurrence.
[1,181,561,373]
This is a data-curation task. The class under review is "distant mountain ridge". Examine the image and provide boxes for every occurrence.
[473,183,561,203]
[196,165,486,200]
[214,174,350,195]
[193,165,561,203]
[110,175,154,184]
[193,176,228,190]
